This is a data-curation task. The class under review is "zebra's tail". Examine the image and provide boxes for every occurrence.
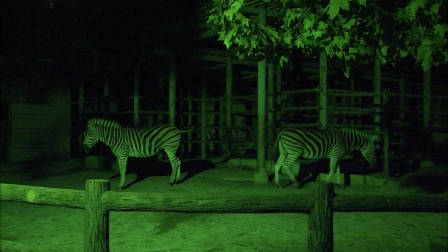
[370,134,380,142]
[272,133,281,167]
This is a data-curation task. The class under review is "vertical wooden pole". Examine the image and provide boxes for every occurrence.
[307,182,333,252]
[133,64,140,127]
[319,51,328,129]
[79,81,84,154]
[275,65,282,126]
[399,78,405,150]
[254,9,268,182]
[267,62,274,164]
[423,66,431,158]
[169,61,176,126]
[84,179,110,252]
[187,92,193,152]
[201,73,207,159]
[225,57,233,157]
[254,10,268,183]
[373,58,382,133]
[225,57,233,127]
[382,89,390,178]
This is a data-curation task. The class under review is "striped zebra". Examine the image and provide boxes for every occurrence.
[83,118,189,190]
[273,127,378,188]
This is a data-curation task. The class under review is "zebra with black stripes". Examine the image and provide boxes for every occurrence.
[83,118,189,190]
[273,127,378,188]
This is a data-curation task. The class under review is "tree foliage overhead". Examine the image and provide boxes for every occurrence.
[207,0,448,76]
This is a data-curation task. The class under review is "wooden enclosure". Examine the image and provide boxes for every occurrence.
[1,180,446,252]
[0,78,71,162]
[71,49,447,181]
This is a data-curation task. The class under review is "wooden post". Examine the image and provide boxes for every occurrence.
[225,57,233,156]
[382,89,390,178]
[254,9,268,182]
[169,61,176,126]
[201,75,207,159]
[275,65,282,126]
[133,64,140,127]
[225,57,232,127]
[79,81,84,154]
[84,179,110,252]
[307,182,333,252]
[373,58,381,133]
[399,78,405,150]
[319,51,328,129]
[267,62,274,162]
[187,92,193,153]
[423,66,431,158]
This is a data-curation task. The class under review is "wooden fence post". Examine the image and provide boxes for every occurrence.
[85,179,110,252]
[307,182,333,252]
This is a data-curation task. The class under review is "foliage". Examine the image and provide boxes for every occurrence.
[207,0,448,77]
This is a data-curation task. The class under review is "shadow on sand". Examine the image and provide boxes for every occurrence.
[111,158,216,189]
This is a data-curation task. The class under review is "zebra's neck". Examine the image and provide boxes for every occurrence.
[97,126,123,147]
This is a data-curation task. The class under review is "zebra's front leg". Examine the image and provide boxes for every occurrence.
[324,158,345,188]
[117,157,129,191]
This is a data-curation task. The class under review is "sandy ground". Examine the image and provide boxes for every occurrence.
[0,158,447,252]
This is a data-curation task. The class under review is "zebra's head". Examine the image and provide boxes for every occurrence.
[83,124,99,153]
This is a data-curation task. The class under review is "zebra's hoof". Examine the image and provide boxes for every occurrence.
[117,186,124,191]
[338,184,346,189]
[276,184,283,189]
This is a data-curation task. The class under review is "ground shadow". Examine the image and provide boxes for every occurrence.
[111,158,215,189]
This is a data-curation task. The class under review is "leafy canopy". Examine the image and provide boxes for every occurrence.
[207,0,447,77]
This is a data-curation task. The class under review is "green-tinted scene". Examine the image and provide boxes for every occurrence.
[1,0,447,251]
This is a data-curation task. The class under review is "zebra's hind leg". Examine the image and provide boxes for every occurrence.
[336,165,346,188]
[166,149,181,185]
[283,163,300,188]
[273,149,288,188]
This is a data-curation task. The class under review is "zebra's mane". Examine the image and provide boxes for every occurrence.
[88,118,122,129]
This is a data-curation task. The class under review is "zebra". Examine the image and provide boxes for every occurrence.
[273,127,378,188]
[83,118,189,190]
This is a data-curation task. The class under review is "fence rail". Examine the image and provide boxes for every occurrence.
[1,181,447,252]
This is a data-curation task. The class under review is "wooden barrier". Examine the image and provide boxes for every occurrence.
[1,181,447,252]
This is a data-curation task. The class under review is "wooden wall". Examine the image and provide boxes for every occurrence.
[8,90,70,162]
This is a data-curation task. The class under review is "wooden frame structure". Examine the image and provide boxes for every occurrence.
[1,180,447,252]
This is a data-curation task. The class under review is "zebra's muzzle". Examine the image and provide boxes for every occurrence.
[83,145,92,154]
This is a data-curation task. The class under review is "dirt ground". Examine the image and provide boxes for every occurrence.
[0,158,447,252]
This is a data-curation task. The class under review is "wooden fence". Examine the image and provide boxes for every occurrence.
[1,181,447,252]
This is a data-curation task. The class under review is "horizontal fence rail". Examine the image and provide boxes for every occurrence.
[1,181,447,252]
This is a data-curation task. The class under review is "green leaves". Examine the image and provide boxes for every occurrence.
[327,0,351,20]
[207,0,447,75]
